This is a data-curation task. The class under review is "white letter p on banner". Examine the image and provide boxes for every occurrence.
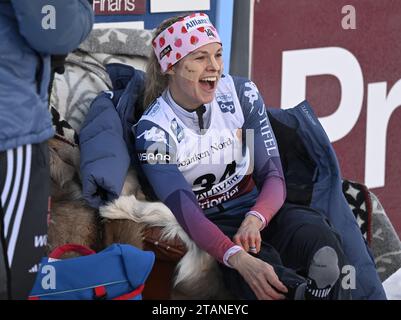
[281,47,364,142]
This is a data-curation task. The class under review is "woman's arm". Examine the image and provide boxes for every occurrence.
[134,119,242,266]
[233,76,286,228]
[226,77,289,299]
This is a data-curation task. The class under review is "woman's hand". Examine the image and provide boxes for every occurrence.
[228,250,288,300]
[233,215,263,253]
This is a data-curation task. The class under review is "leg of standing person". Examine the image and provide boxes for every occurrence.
[0,205,10,300]
[0,142,50,299]
[1,149,11,299]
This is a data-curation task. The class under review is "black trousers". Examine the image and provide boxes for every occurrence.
[0,142,49,299]
[212,203,351,300]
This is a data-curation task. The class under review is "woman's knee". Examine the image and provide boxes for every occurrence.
[293,223,347,274]
[309,246,341,285]
[294,222,342,250]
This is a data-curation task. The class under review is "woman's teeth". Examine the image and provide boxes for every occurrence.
[200,76,217,82]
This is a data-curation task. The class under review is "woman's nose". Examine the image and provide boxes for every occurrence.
[208,56,221,71]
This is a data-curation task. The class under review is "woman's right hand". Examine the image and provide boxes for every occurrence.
[228,250,288,300]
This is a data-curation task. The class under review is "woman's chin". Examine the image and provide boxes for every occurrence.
[200,92,216,105]
[203,97,214,105]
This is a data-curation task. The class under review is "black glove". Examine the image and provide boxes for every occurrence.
[51,54,68,75]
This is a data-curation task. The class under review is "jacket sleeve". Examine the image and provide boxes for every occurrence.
[11,0,94,54]
[79,92,130,209]
[233,76,286,227]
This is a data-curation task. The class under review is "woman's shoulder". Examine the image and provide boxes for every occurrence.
[220,74,259,98]
[226,74,251,83]
[136,98,173,136]
[142,98,163,118]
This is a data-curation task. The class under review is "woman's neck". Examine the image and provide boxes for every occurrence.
[167,88,201,112]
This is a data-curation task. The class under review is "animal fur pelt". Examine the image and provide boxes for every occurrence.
[48,136,100,256]
[102,218,144,250]
[47,200,100,257]
[100,184,232,299]
[48,134,231,298]
[48,136,82,202]
[101,169,149,250]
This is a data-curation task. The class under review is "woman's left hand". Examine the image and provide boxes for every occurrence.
[233,215,263,254]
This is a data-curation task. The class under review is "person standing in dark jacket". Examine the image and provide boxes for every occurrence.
[0,0,94,299]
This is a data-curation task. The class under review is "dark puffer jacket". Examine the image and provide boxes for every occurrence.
[0,0,93,151]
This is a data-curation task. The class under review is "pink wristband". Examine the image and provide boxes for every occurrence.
[245,211,267,230]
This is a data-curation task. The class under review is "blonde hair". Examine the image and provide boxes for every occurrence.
[143,15,186,109]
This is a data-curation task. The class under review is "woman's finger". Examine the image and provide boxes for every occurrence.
[264,284,286,300]
[251,234,261,253]
[256,236,262,253]
[249,276,273,300]
[233,234,241,246]
[255,275,283,300]
[248,239,257,253]
[265,269,288,293]
[248,233,261,253]
[241,236,249,252]
[250,282,268,300]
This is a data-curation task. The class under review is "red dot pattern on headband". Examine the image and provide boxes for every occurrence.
[190,36,199,45]
[174,38,182,48]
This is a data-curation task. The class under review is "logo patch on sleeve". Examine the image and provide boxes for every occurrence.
[137,126,169,145]
[216,93,235,114]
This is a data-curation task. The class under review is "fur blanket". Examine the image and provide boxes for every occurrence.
[48,132,230,299]
[99,177,231,299]
[47,135,100,257]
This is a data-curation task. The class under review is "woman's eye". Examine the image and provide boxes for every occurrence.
[196,56,205,60]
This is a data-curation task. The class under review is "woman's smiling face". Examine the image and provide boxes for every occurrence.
[167,42,223,110]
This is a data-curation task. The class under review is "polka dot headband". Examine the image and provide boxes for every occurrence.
[152,13,221,73]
